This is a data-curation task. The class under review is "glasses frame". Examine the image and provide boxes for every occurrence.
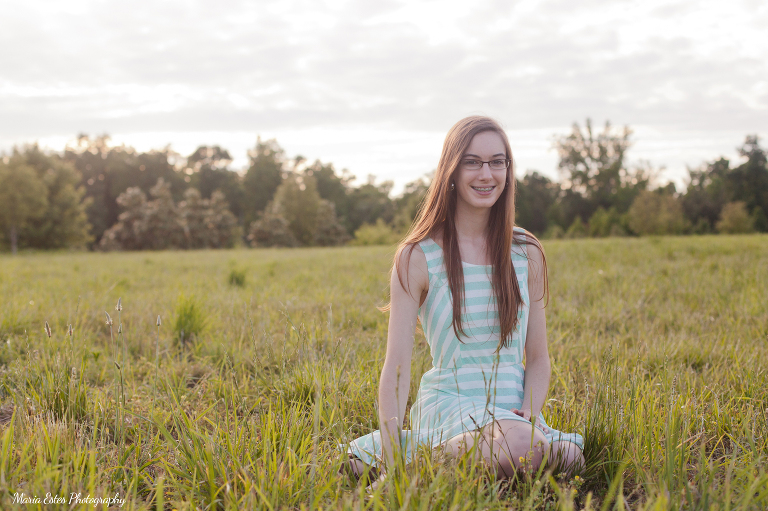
[460,158,511,171]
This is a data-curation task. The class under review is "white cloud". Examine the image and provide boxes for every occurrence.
[0,0,765,193]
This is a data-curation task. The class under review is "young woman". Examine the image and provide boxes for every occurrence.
[344,116,584,481]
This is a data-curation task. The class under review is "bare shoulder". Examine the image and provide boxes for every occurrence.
[392,242,429,303]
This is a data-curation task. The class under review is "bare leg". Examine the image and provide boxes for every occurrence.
[443,419,550,478]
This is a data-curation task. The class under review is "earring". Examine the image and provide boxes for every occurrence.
[450,182,455,191]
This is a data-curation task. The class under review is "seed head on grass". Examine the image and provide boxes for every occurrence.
[115,297,122,312]
[105,312,113,326]
[67,324,73,337]
[44,321,51,338]
[152,314,161,417]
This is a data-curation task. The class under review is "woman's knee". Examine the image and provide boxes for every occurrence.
[490,421,550,476]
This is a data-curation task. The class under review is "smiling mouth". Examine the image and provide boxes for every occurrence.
[471,186,495,192]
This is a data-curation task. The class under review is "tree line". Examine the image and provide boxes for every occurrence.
[0,120,766,253]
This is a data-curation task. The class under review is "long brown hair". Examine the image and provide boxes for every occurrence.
[393,115,548,351]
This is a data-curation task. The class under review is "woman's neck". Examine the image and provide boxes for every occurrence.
[454,200,491,243]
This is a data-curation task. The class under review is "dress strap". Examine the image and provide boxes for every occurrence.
[417,238,443,273]
[512,227,531,260]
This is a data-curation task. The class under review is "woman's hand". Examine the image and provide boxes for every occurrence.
[511,407,532,422]
[511,408,551,435]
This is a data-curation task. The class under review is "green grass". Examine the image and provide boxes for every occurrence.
[227,267,247,288]
[172,293,208,348]
[0,236,766,510]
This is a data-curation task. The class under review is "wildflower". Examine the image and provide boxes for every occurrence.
[105,311,113,326]
[519,456,525,463]
[44,321,52,338]
[116,297,122,312]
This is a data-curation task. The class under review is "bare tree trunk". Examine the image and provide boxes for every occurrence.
[10,224,17,255]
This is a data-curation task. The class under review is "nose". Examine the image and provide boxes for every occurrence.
[479,162,493,179]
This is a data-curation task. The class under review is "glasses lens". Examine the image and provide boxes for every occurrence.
[462,159,481,170]
[489,159,508,170]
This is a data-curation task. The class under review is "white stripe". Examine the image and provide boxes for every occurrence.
[465,289,494,299]
[414,399,443,421]
[457,380,524,391]
[464,303,497,314]
[460,347,501,357]
[463,273,492,283]
[453,365,523,375]
[464,318,499,329]
[423,248,442,262]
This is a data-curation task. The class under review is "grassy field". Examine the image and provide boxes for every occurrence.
[0,235,766,510]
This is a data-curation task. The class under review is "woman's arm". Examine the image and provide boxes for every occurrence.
[379,244,429,468]
[519,240,551,421]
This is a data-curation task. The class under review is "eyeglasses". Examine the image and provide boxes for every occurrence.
[461,158,510,171]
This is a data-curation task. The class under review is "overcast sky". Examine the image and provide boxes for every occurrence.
[1,0,766,193]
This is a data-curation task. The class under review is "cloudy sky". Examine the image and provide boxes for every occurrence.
[1,0,766,193]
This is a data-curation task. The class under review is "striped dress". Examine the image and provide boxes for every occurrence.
[347,228,583,466]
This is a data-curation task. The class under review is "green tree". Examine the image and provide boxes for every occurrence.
[274,173,321,246]
[0,159,47,254]
[178,188,239,249]
[682,157,731,232]
[251,171,348,247]
[99,187,149,251]
[100,179,185,251]
[554,119,649,222]
[347,176,395,233]
[206,190,240,248]
[716,201,755,234]
[627,190,687,235]
[243,138,285,227]
[142,179,186,249]
[311,160,354,230]
[313,200,351,246]
[564,217,587,238]
[186,146,246,223]
[393,175,430,234]
[351,219,401,246]
[247,203,298,248]
[728,136,768,232]
[682,136,768,233]
[515,171,559,235]
[64,135,187,243]
[101,181,238,251]
[11,145,92,250]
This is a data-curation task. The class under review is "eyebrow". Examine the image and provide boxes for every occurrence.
[463,153,507,158]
